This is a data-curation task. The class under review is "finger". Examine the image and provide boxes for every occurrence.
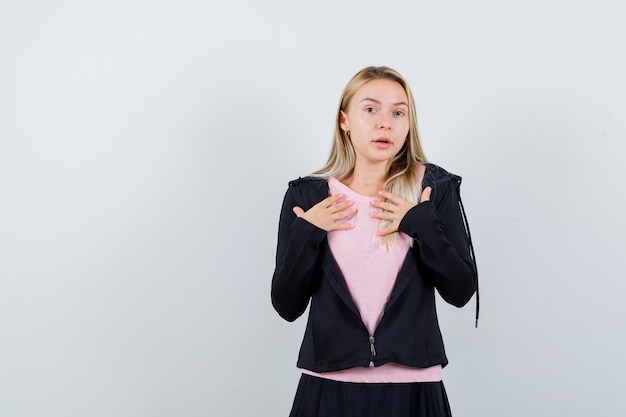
[377,223,398,237]
[292,206,305,217]
[371,210,394,221]
[329,222,354,231]
[420,186,432,203]
[377,190,402,204]
[370,200,396,212]
[330,200,354,213]
[323,193,346,207]
[333,207,357,220]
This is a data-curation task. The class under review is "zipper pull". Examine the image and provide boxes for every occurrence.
[369,336,376,357]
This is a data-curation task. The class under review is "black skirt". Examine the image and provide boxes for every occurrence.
[289,374,453,417]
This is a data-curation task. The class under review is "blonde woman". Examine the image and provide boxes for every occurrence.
[271,66,478,417]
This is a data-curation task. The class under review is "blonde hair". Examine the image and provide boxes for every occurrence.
[312,66,427,248]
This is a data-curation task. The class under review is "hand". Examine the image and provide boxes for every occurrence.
[293,193,355,232]
[371,186,431,236]
[419,186,431,203]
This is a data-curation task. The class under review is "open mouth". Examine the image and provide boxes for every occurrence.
[373,137,392,145]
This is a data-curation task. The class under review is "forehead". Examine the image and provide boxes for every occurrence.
[352,79,408,104]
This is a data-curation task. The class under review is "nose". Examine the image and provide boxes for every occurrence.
[377,113,392,130]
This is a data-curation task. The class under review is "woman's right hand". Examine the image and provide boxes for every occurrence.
[292,194,355,232]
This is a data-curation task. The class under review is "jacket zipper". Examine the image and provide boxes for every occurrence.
[369,336,376,367]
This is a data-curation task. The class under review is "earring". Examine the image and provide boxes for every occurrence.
[345,130,350,138]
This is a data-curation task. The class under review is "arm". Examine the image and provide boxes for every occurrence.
[398,178,477,307]
[271,185,327,321]
[270,181,355,321]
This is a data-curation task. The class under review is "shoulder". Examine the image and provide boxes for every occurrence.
[288,176,328,188]
[423,163,462,187]
[422,163,463,208]
[286,176,329,209]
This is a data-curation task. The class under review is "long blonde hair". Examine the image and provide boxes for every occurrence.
[312,66,427,248]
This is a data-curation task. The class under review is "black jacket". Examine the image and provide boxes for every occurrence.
[271,164,478,372]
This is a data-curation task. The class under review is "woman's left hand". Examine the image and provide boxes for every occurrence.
[371,187,431,236]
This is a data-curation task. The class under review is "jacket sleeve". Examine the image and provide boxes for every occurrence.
[271,183,327,322]
[398,176,477,307]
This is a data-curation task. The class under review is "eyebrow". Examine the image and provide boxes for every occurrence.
[360,97,409,107]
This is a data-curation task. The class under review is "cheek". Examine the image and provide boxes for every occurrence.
[396,121,410,137]
[397,137,408,150]
[354,116,370,129]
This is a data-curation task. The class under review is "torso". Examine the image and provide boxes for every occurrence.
[301,167,442,383]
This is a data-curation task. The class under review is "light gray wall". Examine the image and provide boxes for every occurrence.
[1,1,625,416]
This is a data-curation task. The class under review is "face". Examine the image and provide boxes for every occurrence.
[340,78,410,167]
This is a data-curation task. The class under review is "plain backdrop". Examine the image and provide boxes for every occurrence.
[1,1,625,416]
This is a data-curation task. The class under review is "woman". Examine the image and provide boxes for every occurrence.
[271,66,478,417]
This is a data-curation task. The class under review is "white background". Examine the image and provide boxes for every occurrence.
[1,1,625,416]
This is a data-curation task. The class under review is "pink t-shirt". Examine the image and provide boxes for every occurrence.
[302,173,442,383]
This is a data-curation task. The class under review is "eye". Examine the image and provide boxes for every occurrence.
[395,110,406,117]
[365,107,376,113]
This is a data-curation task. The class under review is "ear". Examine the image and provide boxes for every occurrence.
[339,110,349,132]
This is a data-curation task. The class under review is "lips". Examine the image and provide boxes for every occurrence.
[372,136,393,148]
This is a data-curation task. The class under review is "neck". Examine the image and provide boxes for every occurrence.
[343,160,390,196]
